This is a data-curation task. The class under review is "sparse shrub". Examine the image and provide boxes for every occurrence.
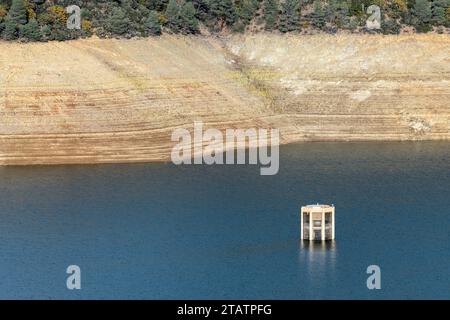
[81,19,93,36]
[232,19,246,32]
[389,0,408,19]
[0,5,7,19]
[382,17,401,34]
[46,6,67,25]
[40,24,51,40]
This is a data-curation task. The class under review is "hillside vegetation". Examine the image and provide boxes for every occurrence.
[0,0,449,42]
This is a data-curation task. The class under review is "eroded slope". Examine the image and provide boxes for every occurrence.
[0,34,449,165]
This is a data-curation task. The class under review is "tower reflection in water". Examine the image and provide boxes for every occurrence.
[298,240,337,292]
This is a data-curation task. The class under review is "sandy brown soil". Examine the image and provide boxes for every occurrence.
[0,34,449,165]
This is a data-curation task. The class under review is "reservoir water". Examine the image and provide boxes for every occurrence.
[0,142,449,299]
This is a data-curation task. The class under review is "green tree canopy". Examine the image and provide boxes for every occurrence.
[264,0,279,30]
[180,1,198,34]
[165,0,181,32]
[0,0,448,40]
[108,7,130,35]
[413,0,432,31]
[144,10,161,35]
[311,0,326,29]
[20,18,42,41]
[209,0,237,28]
[7,0,27,25]
[279,0,300,32]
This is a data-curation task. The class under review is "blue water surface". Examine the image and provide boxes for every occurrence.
[0,142,449,299]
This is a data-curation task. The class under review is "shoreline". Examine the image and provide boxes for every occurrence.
[1,139,447,168]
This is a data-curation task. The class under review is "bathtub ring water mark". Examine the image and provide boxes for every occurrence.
[171,121,279,176]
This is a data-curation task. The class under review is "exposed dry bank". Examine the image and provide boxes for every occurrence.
[0,34,449,165]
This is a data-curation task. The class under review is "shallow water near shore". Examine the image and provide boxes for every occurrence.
[0,141,449,299]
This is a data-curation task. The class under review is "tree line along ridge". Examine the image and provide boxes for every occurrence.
[0,0,449,42]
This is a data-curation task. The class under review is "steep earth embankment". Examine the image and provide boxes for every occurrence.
[0,34,448,165]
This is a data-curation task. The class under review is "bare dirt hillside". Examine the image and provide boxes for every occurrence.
[0,34,448,165]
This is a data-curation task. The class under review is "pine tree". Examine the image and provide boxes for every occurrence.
[414,0,432,22]
[209,0,237,28]
[431,0,448,25]
[311,0,326,29]
[413,0,432,32]
[279,0,300,32]
[165,0,181,32]
[336,0,350,27]
[8,0,27,25]
[349,0,364,15]
[19,18,41,41]
[180,1,198,34]
[108,7,130,35]
[407,0,417,9]
[41,24,51,40]
[3,18,17,40]
[144,10,161,35]
[3,0,27,39]
[264,0,279,30]
[327,0,350,28]
[239,0,258,26]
